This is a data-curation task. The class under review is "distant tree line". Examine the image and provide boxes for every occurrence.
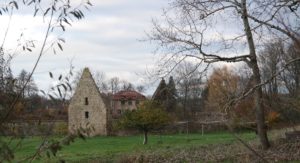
[72,68,147,95]
[0,64,68,121]
[148,0,300,149]
[0,0,93,162]
[152,38,300,125]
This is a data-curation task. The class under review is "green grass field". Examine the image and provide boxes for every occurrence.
[6,132,256,162]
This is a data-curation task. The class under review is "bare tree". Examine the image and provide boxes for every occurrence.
[281,42,300,97]
[149,0,300,149]
[0,52,13,94]
[120,80,135,91]
[109,77,120,94]
[72,69,108,94]
[16,69,38,98]
[0,0,92,162]
[1,0,92,123]
[259,40,284,95]
[136,85,146,93]
[174,61,204,118]
[93,70,109,93]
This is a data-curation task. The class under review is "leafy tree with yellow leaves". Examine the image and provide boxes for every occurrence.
[206,66,240,113]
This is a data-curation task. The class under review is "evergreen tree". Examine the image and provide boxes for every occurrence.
[166,76,177,111]
[152,77,177,112]
[152,78,168,106]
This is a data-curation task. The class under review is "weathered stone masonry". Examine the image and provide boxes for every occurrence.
[68,67,109,136]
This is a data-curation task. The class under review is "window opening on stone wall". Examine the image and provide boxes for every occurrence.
[85,111,89,119]
[128,101,132,105]
[136,100,139,105]
[85,97,89,105]
[121,100,125,105]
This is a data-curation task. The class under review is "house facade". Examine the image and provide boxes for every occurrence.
[111,90,146,118]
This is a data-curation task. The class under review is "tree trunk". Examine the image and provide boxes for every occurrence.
[183,85,188,120]
[296,74,300,97]
[143,130,148,145]
[241,0,270,149]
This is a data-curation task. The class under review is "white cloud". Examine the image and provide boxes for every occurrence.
[1,0,170,95]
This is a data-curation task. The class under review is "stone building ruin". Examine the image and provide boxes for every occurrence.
[68,67,109,136]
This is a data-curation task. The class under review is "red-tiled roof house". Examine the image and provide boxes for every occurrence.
[111,90,146,118]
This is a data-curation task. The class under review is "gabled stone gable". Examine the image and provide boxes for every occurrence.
[68,67,108,136]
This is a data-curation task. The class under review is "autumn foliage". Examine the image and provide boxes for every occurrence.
[205,66,258,122]
[205,66,240,113]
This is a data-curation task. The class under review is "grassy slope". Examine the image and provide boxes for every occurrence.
[9,132,255,162]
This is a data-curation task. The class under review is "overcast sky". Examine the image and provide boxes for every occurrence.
[0,0,171,95]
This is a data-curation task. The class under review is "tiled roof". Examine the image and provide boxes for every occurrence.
[112,90,146,100]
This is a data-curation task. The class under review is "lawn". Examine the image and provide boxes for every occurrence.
[6,132,256,162]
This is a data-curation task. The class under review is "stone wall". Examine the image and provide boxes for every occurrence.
[2,120,67,136]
